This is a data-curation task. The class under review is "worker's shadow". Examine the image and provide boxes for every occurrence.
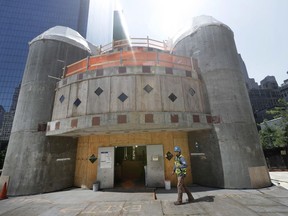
[193,196,215,203]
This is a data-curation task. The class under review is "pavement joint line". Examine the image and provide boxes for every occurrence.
[0,204,26,216]
[160,200,165,215]
[268,197,288,207]
[225,197,262,216]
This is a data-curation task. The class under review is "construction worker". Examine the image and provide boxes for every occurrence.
[171,146,194,205]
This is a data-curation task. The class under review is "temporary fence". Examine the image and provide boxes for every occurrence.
[65,37,192,77]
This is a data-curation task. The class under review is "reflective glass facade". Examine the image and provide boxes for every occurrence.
[86,0,114,45]
[0,0,89,145]
[0,0,89,111]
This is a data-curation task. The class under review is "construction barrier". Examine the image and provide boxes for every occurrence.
[65,43,192,77]
[0,182,7,200]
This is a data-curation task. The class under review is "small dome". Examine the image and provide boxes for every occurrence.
[172,15,231,48]
[30,26,91,53]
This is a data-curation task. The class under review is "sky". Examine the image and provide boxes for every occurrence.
[88,0,288,85]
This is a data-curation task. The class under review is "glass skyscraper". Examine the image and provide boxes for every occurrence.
[0,0,90,146]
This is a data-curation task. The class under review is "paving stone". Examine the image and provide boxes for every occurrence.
[247,205,288,214]
[229,194,279,206]
[199,196,259,216]
[162,200,206,215]
[1,178,288,216]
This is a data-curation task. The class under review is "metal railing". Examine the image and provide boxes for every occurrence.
[99,36,170,54]
[65,37,191,77]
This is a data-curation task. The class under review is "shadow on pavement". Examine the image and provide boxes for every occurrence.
[102,187,155,193]
[156,185,221,194]
[173,196,215,205]
[193,196,215,203]
[97,184,221,194]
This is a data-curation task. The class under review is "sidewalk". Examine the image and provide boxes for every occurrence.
[0,172,287,216]
[269,171,288,190]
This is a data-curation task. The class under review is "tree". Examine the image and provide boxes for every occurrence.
[267,98,288,123]
[259,122,286,149]
[259,98,288,149]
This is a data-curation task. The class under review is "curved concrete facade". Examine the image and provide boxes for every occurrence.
[46,52,213,136]
[172,16,271,188]
[45,47,216,190]
[2,27,90,195]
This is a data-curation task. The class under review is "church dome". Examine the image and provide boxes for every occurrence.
[30,26,91,53]
[172,15,231,48]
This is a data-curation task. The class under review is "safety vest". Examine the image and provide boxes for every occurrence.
[174,155,187,176]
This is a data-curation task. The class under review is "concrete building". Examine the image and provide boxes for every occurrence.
[0,106,4,131]
[2,16,271,196]
[249,88,281,123]
[0,106,5,151]
[261,76,279,90]
[0,84,21,150]
[248,76,281,124]
[280,79,288,101]
[238,54,259,90]
[0,112,14,144]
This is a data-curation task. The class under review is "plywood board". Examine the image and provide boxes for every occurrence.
[74,131,192,188]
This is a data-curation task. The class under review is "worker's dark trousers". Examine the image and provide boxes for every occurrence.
[177,176,194,202]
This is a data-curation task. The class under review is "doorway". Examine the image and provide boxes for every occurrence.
[114,145,147,188]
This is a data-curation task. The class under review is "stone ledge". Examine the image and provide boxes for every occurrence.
[46,112,213,136]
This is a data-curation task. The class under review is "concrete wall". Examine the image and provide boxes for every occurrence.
[173,20,271,188]
[47,63,212,136]
[2,39,89,195]
[188,129,224,187]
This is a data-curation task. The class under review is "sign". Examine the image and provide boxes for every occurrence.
[100,151,112,168]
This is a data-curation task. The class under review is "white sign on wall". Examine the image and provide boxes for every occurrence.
[100,151,112,168]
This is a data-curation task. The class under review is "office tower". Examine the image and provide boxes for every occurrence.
[86,0,128,45]
[0,0,90,142]
[260,76,279,90]
[0,84,20,148]
[280,79,288,101]
[0,106,5,150]
[249,76,281,123]
[86,0,114,45]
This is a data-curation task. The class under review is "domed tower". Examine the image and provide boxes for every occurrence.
[2,26,91,195]
[172,16,271,188]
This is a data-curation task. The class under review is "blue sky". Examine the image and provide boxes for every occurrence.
[88,0,288,85]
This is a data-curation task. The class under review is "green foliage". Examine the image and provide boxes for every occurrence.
[259,122,285,149]
[260,99,288,149]
[267,98,288,123]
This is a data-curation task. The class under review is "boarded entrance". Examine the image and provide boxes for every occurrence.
[74,132,192,189]
[114,146,146,188]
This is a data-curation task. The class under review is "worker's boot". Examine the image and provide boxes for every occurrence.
[187,193,195,203]
[174,191,183,205]
[174,201,182,205]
